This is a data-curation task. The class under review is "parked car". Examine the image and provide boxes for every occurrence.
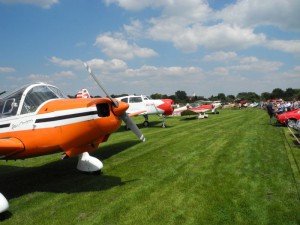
[277,109,300,127]
[293,120,300,133]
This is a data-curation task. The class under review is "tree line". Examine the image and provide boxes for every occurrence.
[66,87,300,103]
[149,88,300,103]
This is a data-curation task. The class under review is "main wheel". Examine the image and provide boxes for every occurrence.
[143,121,150,127]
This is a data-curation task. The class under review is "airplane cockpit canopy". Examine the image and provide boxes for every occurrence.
[0,83,66,118]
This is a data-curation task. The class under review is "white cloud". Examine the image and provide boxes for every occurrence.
[229,57,283,73]
[49,57,83,69]
[94,33,158,60]
[0,67,16,73]
[103,0,166,11]
[149,22,266,52]
[126,65,202,77]
[264,40,300,54]
[0,0,59,8]
[28,73,52,83]
[145,1,266,52]
[124,20,144,39]
[86,58,128,72]
[115,0,299,55]
[54,70,76,79]
[218,0,300,32]
[203,51,237,62]
[282,66,300,78]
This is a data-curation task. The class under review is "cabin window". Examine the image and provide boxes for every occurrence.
[21,86,59,114]
[0,87,25,117]
[129,97,142,103]
[120,98,128,103]
[0,98,17,116]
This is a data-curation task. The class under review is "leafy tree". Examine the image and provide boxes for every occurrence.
[261,92,271,101]
[226,95,235,102]
[217,93,226,101]
[285,88,296,100]
[168,95,176,102]
[175,90,188,102]
[150,93,163,99]
[271,88,284,99]
[237,92,260,102]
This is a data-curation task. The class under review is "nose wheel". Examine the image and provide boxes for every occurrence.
[143,120,150,127]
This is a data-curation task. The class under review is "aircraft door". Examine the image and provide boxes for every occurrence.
[128,96,146,113]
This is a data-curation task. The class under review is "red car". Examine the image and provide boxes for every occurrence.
[277,109,300,127]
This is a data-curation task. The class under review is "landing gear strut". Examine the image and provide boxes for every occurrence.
[143,114,167,128]
[143,114,150,127]
[162,115,166,128]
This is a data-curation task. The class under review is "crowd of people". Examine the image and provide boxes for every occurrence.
[265,99,299,124]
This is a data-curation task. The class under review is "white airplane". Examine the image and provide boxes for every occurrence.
[116,95,175,128]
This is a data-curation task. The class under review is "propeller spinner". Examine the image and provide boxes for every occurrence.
[84,63,145,142]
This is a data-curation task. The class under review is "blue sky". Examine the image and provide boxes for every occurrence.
[0,0,299,98]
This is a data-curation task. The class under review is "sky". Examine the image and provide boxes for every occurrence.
[0,0,299,98]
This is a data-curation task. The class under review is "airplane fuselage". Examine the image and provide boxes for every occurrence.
[117,95,174,116]
[0,98,126,159]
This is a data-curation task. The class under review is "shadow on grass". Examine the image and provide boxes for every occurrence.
[96,140,141,160]
[0,141,140,200]
[180,116,200,121]
[117,120,173,131]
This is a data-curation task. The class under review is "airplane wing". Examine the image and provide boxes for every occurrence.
[0,137,25,158]
[128,110,147,117]
[187,108,211,113]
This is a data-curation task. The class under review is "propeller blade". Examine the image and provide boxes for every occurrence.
[120,112,145,142]
[84,62,119,108]
[83,62,145,142]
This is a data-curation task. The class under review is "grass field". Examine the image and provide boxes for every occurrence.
[1,108,299,225]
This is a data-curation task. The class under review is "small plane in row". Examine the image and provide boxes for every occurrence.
[0,63,145,214]
[76,90,176,128]
[173,102,221,119]
[116,95,175,128]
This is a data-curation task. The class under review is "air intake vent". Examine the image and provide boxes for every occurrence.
[96,103,110,117]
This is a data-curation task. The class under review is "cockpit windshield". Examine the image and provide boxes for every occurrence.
[0,83,66,118]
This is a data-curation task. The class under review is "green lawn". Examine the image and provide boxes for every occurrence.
[1,108,299,225]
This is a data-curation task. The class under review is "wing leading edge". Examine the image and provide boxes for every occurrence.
[0,137,25,159]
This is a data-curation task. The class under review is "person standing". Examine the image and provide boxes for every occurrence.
[266,100,275,124]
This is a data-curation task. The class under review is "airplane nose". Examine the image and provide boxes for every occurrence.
[158,99,175,115]
[112,100,129,116]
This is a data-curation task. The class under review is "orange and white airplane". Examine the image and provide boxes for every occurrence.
[116,95,175,128]
[0,64,145,213]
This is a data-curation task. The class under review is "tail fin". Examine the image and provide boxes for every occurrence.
[76,88,91,98]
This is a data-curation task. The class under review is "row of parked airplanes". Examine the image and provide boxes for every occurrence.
[0,63,222,214]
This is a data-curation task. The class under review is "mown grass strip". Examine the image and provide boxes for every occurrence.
[1,108,299,225]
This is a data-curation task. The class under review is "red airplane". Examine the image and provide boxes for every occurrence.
[174,102,220,119]
[0,63,145,213]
